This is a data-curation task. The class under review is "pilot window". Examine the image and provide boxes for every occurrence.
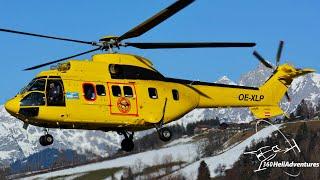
[47,79,65,106]
[172,89,179,101]
[112,85,121,97]
[96,85,106,96]
[29,79,46,91]
[83,83,96,101]
[123,86,133,97]
[21,92,45,106]
[148,88,158,99]
[20,79,46,94]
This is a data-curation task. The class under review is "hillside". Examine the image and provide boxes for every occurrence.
[20,122,282,179]
[19,120,320,180]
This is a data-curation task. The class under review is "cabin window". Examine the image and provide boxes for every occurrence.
[83,83,96,101]
[96,85,106,96]
[109,64,164,80]
[109,64,124,78]
[148,88,158,99]
[112,85,121,97]
[21,92,45,106]
[47,79,65,106]
[123,86,133,97]
[172,89,179,101]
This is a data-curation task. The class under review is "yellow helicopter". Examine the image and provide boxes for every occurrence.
[2,0,314,152]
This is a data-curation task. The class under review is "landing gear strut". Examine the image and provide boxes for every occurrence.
[119,131,134,152]
[39,129,54,146]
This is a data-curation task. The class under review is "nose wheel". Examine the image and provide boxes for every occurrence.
[39,134,54,146]
[119,131,134,152]
[39,128,54,146]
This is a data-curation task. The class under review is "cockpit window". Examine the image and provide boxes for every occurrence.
[29,79,46,91]
[20,79,46,94]
[20,92,45,106]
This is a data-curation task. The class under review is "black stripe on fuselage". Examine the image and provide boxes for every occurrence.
[164,77,259,90]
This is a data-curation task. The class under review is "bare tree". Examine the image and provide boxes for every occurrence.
[162,154,174,174]
[197,160,210,180]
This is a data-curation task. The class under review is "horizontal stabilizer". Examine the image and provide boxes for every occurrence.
[249,106,284,119]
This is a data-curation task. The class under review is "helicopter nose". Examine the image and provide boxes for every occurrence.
[5,98,20,115]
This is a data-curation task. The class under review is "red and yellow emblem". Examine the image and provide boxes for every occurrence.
[117,97,131,113]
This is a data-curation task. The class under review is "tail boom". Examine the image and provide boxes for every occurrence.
[191,64,315,119]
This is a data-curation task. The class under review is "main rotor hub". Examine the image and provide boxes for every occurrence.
[99,36,119,43]
[99,36,121,51]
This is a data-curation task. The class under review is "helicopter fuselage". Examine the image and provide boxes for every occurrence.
[5,53,280,132]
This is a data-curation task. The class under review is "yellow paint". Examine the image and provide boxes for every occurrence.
[4,53,315,132]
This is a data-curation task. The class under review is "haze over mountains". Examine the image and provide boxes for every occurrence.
[0,63,319,166]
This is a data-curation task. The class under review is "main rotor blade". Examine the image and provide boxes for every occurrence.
[0,28,96,45]
[111,0,195,42]
[24,47,101,71]
[276,40,284,66]
[253,51,274,69]
[125,42,256,49]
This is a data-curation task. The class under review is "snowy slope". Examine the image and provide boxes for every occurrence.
[25,124,280,179]
[176,124,282,179]
[25,142,198,179]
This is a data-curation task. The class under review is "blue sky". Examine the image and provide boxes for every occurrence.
[0,0,319,103]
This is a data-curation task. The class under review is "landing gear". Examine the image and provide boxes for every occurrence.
[39,129,54,146]
[121,138,134,152]
[158,127,172,142]
[155,122,172,142]
[39,134,54,146]
[119,131,134,152]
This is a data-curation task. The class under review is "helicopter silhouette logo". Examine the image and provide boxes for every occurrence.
[244,119,301,177]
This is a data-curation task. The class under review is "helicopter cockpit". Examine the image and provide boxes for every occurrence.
[19,77,65,107]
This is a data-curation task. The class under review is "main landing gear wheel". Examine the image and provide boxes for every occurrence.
[39,134,54,146]
[119,131,134,152]
[158,127,172,142]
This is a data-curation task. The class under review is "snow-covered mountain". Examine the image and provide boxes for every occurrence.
[0,106,120,166]
[215,76,237,85]
[0,63,319,166]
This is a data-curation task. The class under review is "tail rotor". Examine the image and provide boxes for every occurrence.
[253,41,291,102]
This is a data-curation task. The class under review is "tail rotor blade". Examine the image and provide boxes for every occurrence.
[253,51,274,69]
[276,41,284,66]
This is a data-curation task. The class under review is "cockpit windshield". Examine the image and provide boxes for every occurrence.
[19,77,66,107]
[20,78,46,94]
